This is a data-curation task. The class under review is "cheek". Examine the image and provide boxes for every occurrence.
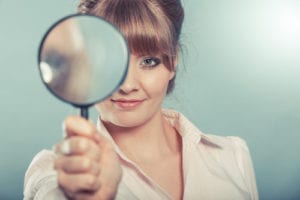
[140,69,172,96]
[95,99,111,114]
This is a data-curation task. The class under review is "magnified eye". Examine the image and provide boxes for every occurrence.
[141,57,161,68]
[41,50,71,86]
[43,50,70,70]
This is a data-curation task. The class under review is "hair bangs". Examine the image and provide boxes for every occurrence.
[124,22,166,57]
[92,0,174,65]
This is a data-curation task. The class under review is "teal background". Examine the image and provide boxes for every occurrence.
[0,0,299,199]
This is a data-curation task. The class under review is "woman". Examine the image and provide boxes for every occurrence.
[24,0,258,199]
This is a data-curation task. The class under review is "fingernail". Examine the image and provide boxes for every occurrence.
[62,122,66,138]
[61,140,70,155]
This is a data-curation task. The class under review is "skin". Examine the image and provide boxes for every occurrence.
[54,54,183,200]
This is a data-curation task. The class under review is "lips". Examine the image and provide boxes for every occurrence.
[111,98,144,109]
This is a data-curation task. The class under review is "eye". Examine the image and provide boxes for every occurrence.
[141,57,161,68]
[44,50,70,69]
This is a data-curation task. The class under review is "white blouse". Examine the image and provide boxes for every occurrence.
[24,109,259,200]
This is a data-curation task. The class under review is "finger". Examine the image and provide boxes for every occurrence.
[63,116,99,142]
[63,190,95,200]
[57,170,101,193]
[55,155,101,175]
[55,137,101,161]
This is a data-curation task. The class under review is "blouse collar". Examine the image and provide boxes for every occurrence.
[96,108,223,159]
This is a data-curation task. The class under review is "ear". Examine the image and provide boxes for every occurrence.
[169,49,179,80]
[169,71,175,80]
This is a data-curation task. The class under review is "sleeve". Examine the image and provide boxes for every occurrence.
[23,150,67,200]
[230,137,259,200]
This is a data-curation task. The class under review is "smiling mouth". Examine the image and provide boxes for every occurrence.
[111,99,145,109]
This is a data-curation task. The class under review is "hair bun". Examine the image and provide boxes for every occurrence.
[78,0,99,13]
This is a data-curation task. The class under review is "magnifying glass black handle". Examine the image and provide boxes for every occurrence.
[80,107,89,119]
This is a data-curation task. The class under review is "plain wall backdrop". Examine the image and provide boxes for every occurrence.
[0,0,299,199]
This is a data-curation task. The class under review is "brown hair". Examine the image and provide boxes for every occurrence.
[78,0,184,93]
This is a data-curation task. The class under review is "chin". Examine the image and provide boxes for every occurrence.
[97,101,161,129]
[108,111,149,128]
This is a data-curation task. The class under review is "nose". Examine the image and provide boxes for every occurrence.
[118,61,138,94]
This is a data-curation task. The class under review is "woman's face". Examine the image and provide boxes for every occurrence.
[96,54,175,128]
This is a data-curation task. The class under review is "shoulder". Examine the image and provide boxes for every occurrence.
[202,134,252,166]
[25,149,56,177]
[163,109,258,198]
[200,134,258,199]
[199,133,252,172]
[163,109,249,152]
[24,149,59,199]
[202,134,249,153]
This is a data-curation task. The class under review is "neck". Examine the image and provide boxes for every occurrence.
[103,109,181,162]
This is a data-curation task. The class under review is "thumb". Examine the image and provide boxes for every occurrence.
[63,116,99,142]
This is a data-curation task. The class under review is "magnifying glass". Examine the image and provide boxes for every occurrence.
[38,14,129,119]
